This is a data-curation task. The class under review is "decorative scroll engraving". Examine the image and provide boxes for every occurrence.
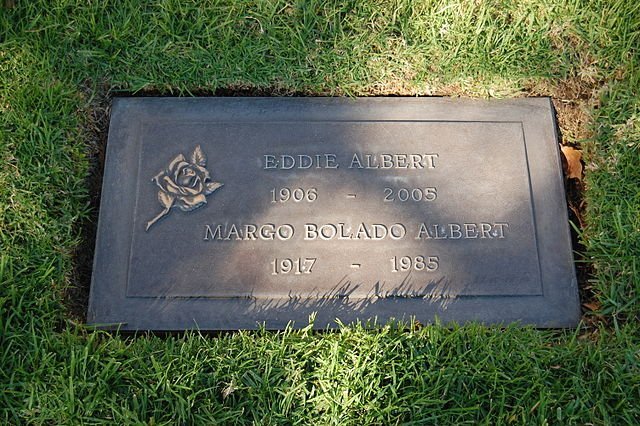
[146,145,223,231]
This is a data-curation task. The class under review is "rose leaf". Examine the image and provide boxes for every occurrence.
[176,194,207,211]
[192,145,207,167]
[205,181,223,195]
[158,190,175,209]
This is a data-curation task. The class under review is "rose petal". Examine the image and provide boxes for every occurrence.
[163,176,190,196]
[191,176,204,193]
[167,154,186,173]
[172,161,191,182]
[181,184,200,196]
[196,164,211,180]
[176,194,207,212]
[152,171,169,191]
[177,170,198,188]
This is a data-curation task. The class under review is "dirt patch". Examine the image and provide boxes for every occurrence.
[64,82,111,324]
[537,76,602,323]
[526,75,600,142]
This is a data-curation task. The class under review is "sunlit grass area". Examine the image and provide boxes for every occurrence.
[1,1,639,423]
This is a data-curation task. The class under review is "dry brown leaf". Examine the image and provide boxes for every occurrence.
[582,301,601,312]
[561,145,583,180]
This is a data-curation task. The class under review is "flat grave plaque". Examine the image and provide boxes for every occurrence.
[88,97,580,329]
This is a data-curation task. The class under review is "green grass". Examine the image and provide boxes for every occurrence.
[1,0,640,424]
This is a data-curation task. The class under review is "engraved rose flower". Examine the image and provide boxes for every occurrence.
[146,145,223,231]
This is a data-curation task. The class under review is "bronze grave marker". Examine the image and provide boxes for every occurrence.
[88,98,579,329]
